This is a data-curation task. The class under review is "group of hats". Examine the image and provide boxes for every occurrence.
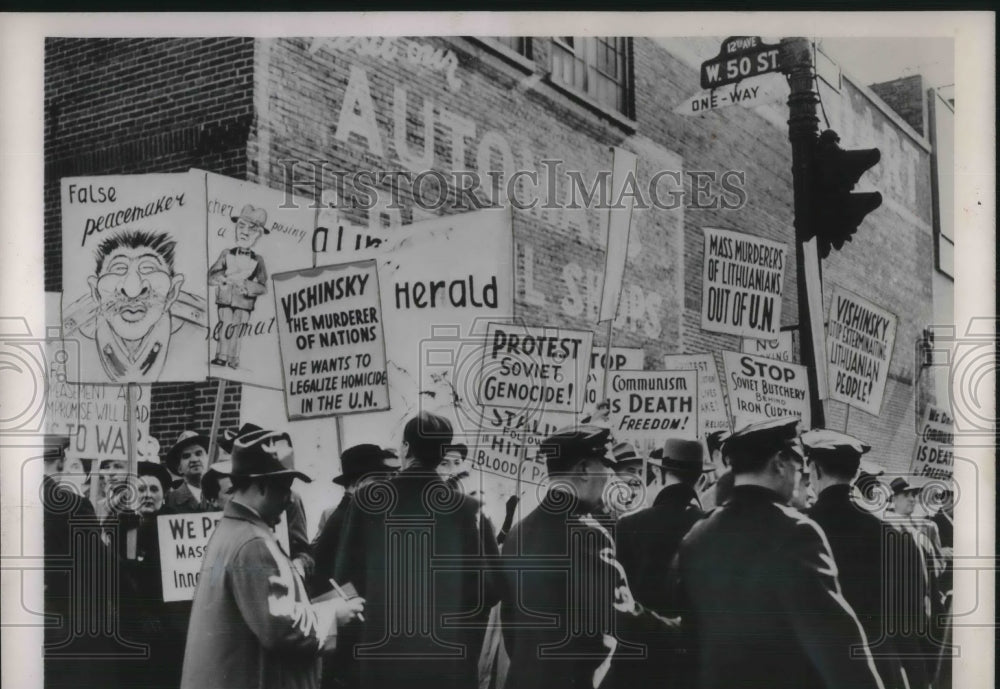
[159,424,310,483]
[538,425,710,475]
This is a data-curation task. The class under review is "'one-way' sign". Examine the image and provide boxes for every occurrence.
[701,36,782,90]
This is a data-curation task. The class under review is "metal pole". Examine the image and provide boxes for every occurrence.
[781,37,826,428]
[206,378,226,466]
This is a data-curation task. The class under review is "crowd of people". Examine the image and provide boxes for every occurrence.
[42,406,953,689]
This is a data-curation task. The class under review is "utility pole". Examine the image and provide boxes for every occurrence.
[781,37,827,428]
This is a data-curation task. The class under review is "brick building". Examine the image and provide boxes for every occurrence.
[44,36,945,527]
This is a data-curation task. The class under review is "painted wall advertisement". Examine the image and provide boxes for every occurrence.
[722,350,811,430]
[910,405,954,480]
[701,227,787,339]
[825,286,898,415]
[206,172,316,389]
[272,260,389,420]
[61,173,208,384]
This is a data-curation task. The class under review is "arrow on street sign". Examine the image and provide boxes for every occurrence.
[673,73,788,116]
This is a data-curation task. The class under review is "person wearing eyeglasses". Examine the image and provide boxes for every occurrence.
[671,417,884,689]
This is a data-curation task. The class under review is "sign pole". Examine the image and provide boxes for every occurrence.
[206,378,226,466]
[600,318,615,402]
[781,37,826,428]
[125,382,138,559]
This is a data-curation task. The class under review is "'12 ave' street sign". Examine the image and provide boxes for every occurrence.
[701,36,782,90]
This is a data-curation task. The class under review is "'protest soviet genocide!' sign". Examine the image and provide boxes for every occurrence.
[273,260,389,420]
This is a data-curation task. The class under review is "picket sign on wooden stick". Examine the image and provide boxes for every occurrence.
[598,146,639,403]
[125,382,138,559]
[206,379,227,466]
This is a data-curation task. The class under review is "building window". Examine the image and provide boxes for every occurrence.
[550,37,633,117]
[493,37,531,58]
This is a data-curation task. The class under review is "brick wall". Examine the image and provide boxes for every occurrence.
[869,75,926,136]
[44,37,255,453]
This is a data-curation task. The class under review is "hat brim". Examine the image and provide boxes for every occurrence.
[233,469,311,483]
[660,459,714,473]
[165,434,210,467]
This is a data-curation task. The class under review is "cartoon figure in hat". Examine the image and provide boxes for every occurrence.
[209,204,269,369]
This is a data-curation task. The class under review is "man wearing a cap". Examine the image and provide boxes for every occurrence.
[165,430,210,513]
[803,430,907,689]
[672,417,883,689]
[209,204,270,369]
[500,425,678,689]
[697,430,731,511]
[181,428,364,689]
[333,412,500,689]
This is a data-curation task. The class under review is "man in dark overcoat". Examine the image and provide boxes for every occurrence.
[332,412,501,689]
[500,425,678,689]
[672,417,884,689]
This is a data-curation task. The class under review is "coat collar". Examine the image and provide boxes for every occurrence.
[729,483,786,505]
[225,499,272,530]
[653,482,699,508]
[813,483,852,508]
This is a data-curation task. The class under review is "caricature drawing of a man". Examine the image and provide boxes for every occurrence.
[87,230,184,382]
[209,204,269,369]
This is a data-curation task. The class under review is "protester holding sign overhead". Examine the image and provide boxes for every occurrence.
[671,418,884,689]
[181,428,364,689]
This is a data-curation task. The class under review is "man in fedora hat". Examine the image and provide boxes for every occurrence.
[181,428,364,689]
[165,430,210,513]
[500,425,678,689]
[672,417,883,689]
[209,204,270,369]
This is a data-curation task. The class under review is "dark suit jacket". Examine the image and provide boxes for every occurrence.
[674,484,883,689]
[808,484,905,689]
[617,483,705,615]
[500,490,678,689]
[165,482,207,514]
[333,469,501,689]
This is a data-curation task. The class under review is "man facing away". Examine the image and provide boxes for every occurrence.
[672,417,884,689]
[500,425,678,689]
[181,428,364,689]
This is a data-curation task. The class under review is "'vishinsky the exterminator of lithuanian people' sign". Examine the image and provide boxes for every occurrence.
[272,259,389,420]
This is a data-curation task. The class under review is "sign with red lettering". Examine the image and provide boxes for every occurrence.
[61,173,208,384]
[272,260,389,419]
[701,227,787,338]
[700,36,782,90]
[825,286,898,415]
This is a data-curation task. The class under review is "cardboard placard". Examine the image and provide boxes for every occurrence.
[910,405,954,480]
[205,172,316,389]
[606,370,699,453]
[157,511,290,602]
[61,173,208,383]
[272,260,389,419]
[722,351,810,430]
[701,227,787,338]
[662,353,732,436]
[741,331,795,362]
[825,286,898,415]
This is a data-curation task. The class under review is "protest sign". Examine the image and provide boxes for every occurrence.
[272,260,389,420]
[205,172,316,389]
[61,172,208,384]
[157,511,290,602]
[701,227,787,338]
[662,353,731,436]
[911,405,954,480]
[825,286,898,414]
[478,323,593,415]
[332,208,514,448]
[606,370,699,453]
[722,351,810,430]
[742,331,795,362]
[44,293,153,461]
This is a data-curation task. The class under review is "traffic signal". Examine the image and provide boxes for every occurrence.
[809,129,883,258]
